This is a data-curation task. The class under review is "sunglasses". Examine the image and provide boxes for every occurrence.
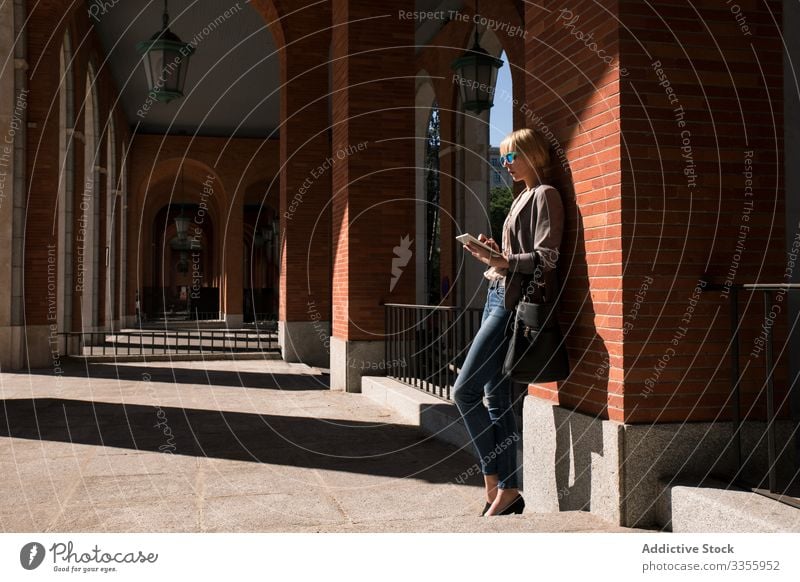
[500,151,518,165]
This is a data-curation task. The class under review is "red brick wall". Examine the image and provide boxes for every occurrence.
[25,2,281,330]
[522,0,786,424]
[25,2,130,333]
[270,4,332,323]
[331,0,416,341]
[619,0,786,423]
[524,1,625,419]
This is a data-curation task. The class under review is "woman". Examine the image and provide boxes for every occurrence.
[453,128,564,516]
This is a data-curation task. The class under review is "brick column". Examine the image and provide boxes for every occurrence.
[329,0,416,391]
[520,0,788,528]
[613,0,787,526]
[23,2,62,367]
[222,193,244,327]
[269,5,332,367]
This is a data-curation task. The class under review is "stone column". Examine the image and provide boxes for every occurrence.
[460,109,491,309]
[0,0,23,368]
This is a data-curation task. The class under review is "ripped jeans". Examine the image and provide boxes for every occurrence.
[452,281,520,490]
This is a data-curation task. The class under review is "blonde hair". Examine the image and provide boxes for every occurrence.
[499,128,550,175]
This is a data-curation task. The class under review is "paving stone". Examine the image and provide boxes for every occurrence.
[48,499,200,532]
[63,474,200,508]
[201,492,346,532]
[0,360,647,533]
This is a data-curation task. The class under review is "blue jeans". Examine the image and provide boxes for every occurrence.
[452,283,520,490]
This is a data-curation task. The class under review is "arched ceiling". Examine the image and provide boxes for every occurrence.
[93,0,280,138]
[414,0,465,52]
[92,0,487,137]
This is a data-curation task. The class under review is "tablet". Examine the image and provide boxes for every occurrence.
[456,233,500,254]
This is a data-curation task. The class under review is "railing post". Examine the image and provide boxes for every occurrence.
[402,307,407,382]
[437,309,443,397]
[763,289,777,493]
[414,308,420,389]
[407,308,412,385]
[729,284,742,472]
[448,310,454,395]
[384,304,389,376]
[421,310,428,394]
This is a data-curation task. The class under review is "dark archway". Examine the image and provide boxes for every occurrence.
[243,203,279,322]
[146,204,218,321]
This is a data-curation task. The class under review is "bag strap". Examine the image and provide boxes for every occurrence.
[520,258,546,304]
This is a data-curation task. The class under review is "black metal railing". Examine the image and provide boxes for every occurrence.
[59,329,279,357]
[134,310,221,324]
[385,303,483,400]
[701,278,800,509]
[243,312,277,324]
[191,310,221,321]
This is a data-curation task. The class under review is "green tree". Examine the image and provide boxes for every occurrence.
[489,186,514,242]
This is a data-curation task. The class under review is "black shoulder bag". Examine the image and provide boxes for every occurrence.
[502,263,570,383]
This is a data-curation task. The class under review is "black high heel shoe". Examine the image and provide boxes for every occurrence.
[481,501,491,516]
[498,494,525,515]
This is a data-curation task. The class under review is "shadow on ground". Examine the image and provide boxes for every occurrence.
[0,397,477,486]
[24,361,330,390]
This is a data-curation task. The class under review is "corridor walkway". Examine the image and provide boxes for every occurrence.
[0,358,650,533]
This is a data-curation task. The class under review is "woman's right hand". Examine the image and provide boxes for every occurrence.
[478,234,500,253]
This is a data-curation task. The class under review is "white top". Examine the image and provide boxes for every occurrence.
[484,186,534,282]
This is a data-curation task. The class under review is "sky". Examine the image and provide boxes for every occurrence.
[490,51,513,147]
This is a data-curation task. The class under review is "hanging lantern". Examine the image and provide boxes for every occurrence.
[450,1,503,114]
[136,0,194,103]
[174,206,190,242]
[173,167,190,242]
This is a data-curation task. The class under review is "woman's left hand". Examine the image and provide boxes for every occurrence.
[463,242,510,268]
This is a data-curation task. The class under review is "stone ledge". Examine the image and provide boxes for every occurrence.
[660,476,800,533]
[361,376,471,451]
[524,396,798,529]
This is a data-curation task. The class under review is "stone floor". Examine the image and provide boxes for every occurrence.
[0,358,653,533]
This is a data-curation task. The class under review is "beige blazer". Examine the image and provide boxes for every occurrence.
[500,184,565,310]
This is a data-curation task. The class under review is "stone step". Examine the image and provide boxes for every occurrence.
[657,475,800,532]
